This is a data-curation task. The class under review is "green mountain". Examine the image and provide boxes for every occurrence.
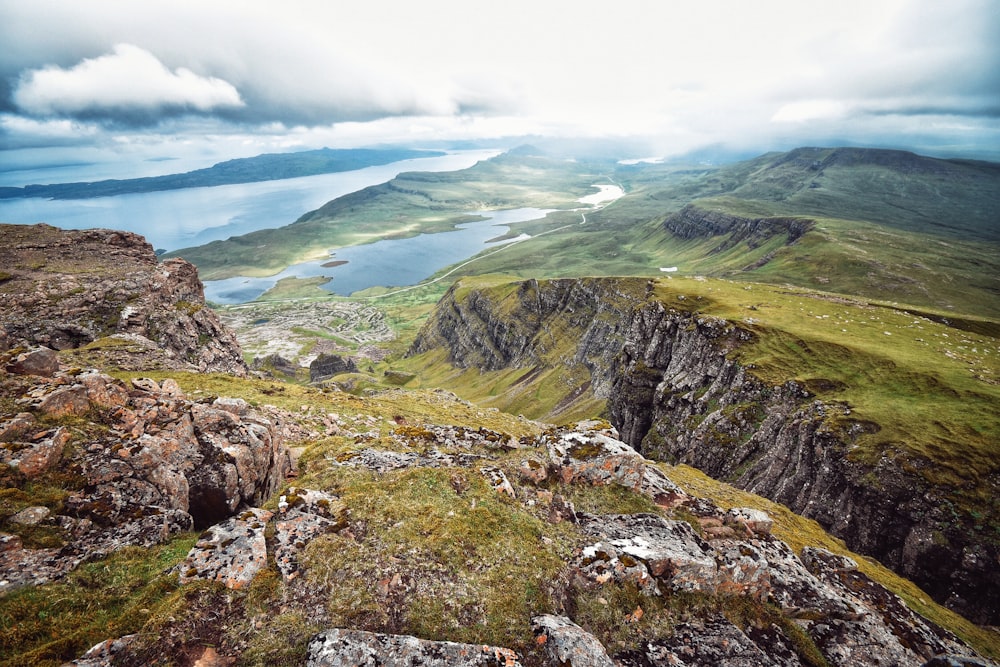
[0,147,443,200]
[442,147,1000,319]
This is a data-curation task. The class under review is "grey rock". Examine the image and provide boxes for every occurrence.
[620,614,801,667]
[274,488,348,581]
[310,352,357,383]
[306,628,522,666]
[531,615,615,667]
[176,508,272,590]
[580,514,718,593]
[8,506,50,526]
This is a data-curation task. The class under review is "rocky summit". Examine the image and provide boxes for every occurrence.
[0,225,998,666]
[0,223,247,375]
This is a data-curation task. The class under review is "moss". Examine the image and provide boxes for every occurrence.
[174,300,204,316]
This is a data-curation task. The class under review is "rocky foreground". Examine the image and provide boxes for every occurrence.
[1,348,994,665]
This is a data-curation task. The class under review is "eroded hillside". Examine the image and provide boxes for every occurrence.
[406,275,1000,626]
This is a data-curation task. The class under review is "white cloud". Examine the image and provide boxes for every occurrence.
[0,0,997,160]
[13,43,244,117]
[772,101,851,123]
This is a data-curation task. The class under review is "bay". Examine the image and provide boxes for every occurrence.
[0,150,499,252]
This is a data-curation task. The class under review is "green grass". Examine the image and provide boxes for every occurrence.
[0,535,197,667]
[402,275,1000,535]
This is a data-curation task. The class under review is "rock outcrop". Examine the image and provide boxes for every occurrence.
[410,277,999,624]
[0,355,292,592]
[310,352,358,383]
[661,204,812,256]
[0,223,247,375]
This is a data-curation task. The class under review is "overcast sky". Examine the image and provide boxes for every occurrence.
[1,0,998,176]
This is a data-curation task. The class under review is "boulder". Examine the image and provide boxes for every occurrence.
[580,514,718,593]
[176,508,273,590]
[531,615,615,667]
[5,347,59,377]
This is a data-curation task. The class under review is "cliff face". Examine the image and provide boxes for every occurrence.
[661,204,813,254]
[0,224,247,375]
[410,277,999,625]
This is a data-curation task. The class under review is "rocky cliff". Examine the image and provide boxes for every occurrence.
[661,204,813,255]
[0,223,247,375]
[409,276,1000,626]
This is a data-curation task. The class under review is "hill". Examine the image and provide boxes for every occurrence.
[0,147,442,200]
[161,147,999,319]
[442,147,1000,319]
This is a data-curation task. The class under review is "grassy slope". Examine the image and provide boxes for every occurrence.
[400,275,1000,531]
[434,150,1000,318]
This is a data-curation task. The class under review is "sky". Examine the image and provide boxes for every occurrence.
[1,0,998,180]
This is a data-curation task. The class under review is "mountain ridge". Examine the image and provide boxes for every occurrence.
[0,147,443,200]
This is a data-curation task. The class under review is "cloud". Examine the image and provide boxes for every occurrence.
[0,0,997,162]
[12,44,244,121]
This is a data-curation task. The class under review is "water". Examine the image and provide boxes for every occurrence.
[0,150,499,252]
[203,207,552,303]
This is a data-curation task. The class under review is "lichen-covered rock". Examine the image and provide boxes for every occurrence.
[177,508,272,589]
[67,634,138,667]
[544,429,648,490]
[579,513,718,593]
[481,466,516,497]
[306,628,523,667]
[274,488,348,581]
[617,614,802,667]
[726,507,774,536]
[2,426,69,477]
[539,424,686,508]
[576,541,661,595]
[531,615,615,667]
[0,362,291,591]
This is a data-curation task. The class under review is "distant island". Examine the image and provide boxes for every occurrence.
[0,147,445,200]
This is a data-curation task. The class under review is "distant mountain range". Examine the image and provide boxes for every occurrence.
[0,147,444,200]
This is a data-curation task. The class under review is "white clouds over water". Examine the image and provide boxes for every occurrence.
[0,0,998,167]
[14,44,244,120]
